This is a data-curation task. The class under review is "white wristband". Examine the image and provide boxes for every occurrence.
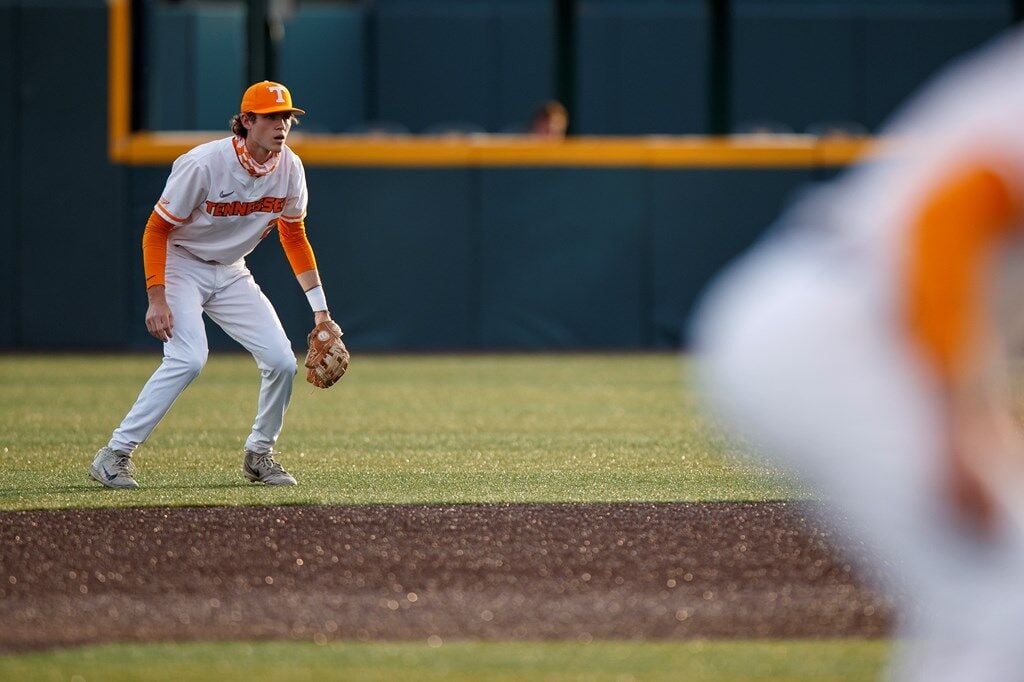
[305,285,328,312]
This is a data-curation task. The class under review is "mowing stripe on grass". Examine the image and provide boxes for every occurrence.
[0,639,890,682]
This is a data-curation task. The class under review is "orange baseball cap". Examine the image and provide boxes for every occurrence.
[240,81,306,115]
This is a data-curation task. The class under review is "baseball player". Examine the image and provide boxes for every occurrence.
[694,29,1024,682]
[91,81,334,489]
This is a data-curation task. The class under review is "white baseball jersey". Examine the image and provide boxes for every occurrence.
[153,137,308,264]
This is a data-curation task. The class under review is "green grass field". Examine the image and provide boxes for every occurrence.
[0,353,796,511]
[0,640,889,682]
[0,353,884,681]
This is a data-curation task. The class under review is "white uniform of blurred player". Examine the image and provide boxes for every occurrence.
[90,81,335,489]
[694,29,1024,682]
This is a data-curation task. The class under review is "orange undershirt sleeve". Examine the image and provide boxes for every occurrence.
[905,166,1019,381]
[278,218,318,275]
[142,211,174,289]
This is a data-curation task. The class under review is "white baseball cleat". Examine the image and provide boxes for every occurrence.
[90,447,140,489]
[243,450,297,486]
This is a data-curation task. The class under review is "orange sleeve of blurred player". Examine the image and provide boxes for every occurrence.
[905,166,1019,381]
[142,211,174,289]
[278,218,318,275]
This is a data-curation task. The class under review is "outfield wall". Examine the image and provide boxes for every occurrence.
[0,0,1015,351]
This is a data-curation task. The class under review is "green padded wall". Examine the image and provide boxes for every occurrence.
[478,169,649,348]
[651,169,815,347]
[17,0,129,348]
[252,169,479,351]
[0,1,18,346]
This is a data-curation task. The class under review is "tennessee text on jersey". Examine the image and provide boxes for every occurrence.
[205,197,286,217]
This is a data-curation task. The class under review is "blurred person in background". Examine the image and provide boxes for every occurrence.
[530,100,569,139]
[693,28,1024,682]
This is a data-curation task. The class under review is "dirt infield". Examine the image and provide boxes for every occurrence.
[0,502,893,652]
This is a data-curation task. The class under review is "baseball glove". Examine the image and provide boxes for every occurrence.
[304,320,350,388]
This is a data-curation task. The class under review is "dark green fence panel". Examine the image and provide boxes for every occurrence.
[374,0,555,133]
[0,2,17,346]
[145,1,244,130]
[732,0,1011,134]
[124,167,172,351]
[18,0,128,348]
[194,4,245,129]
[862,4,1011,128]
[576,0,709,134]
[292,168,477,350]
[732,2,861,133]
[144,2,191,130]
[279,4,367,133]
[478,168,649,348]
[493,1,558,132]
[651,168,815,347]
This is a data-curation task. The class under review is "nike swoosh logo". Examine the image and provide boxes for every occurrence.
[219,190,235,198]
[102,466,118,482]
[146,275,157,281]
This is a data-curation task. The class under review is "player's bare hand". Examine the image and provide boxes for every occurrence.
[145,287,174,342]
[945,404,1022,538]
[945,442,998,537]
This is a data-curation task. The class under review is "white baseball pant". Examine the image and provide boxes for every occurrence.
[109,247,297,456]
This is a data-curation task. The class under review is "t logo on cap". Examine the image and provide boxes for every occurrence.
[240,81,306,116]
[267,84,286,103]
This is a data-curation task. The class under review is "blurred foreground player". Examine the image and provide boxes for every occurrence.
[694,29,1024,682]
[90,81,346,489]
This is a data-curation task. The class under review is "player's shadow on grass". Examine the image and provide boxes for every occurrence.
[151,482,272,490]
[0,485,105,500]
[0,482,252,499]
